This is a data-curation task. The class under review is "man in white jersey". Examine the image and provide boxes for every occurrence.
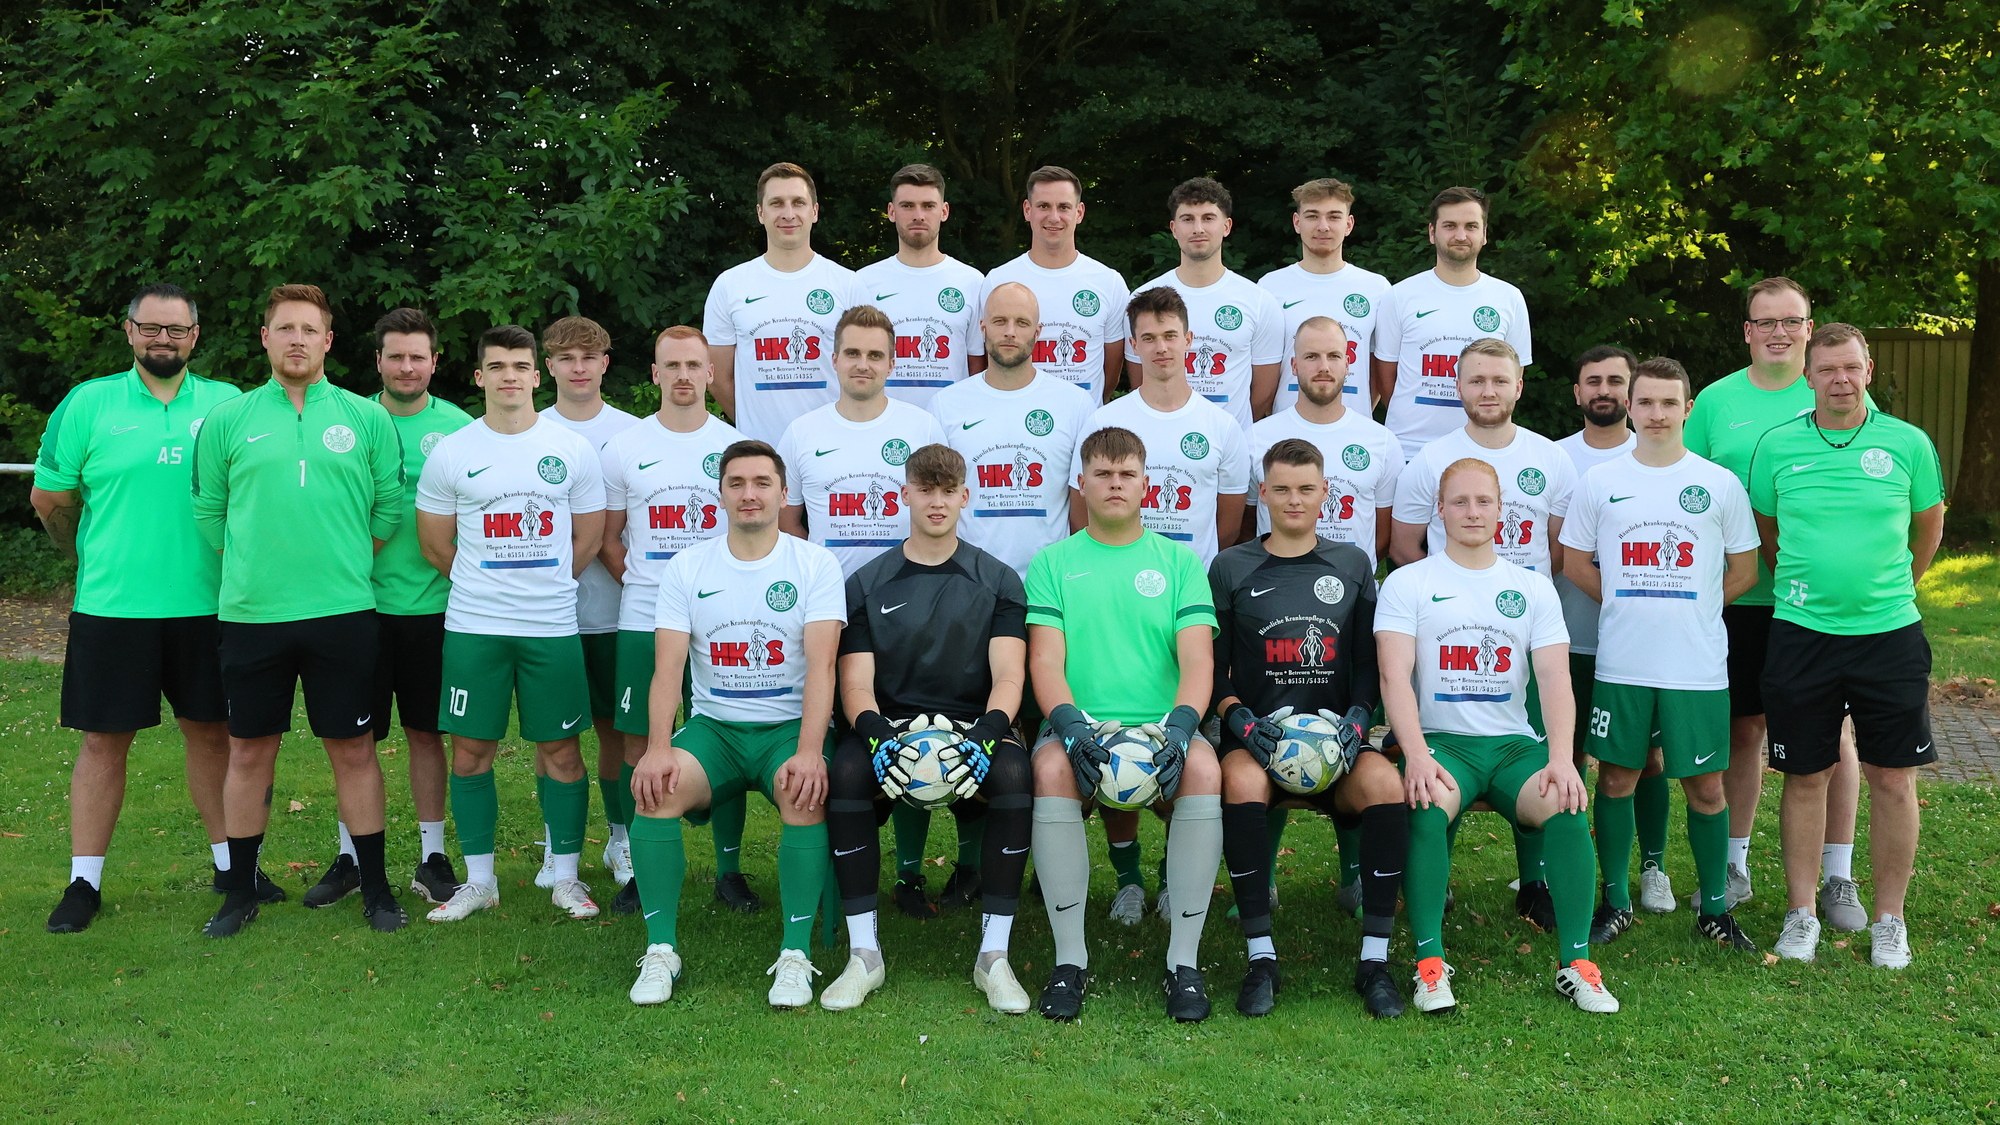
[1373,186,1534,459]
[1258,178,1392,411]
[853,163,987,409]
[932,282,1094,576]
[1074,286,1249,566]
[1125,177,1283,433]
[536,315,642,895]
[1249,318,1400,566]
[414,325,607,924]
[625,440,844,1008]
[1561,357,1760,954]
[599,325,745,915]
[1381,456,1615,1014]
[703,162,858,442]
[980,165,1130,402]
[779,305,948,577]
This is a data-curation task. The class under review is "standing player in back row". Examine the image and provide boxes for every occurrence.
[853,163,987,409]
[704,162,858,443]
[980,165,1130,402]
[1258,177,1392,411]
[1126,177,1283,433]
[1374,187,1534,460]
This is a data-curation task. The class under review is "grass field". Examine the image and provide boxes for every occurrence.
[1919,549,2000,684]
[2,658,1997,1124]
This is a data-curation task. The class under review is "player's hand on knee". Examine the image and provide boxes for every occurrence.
[1225,703,1284,768]
[1050,703,1108,801]
[779,750,828,811]
[633,748,679,814]
[1537,759,1588,814]
[1403,750,1455,809]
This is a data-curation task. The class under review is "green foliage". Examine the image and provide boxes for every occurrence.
[0,524,74,596]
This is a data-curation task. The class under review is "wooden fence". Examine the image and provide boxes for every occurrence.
[1871,329,1972,495]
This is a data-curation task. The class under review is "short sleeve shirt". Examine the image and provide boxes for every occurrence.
[1256,262,1392,411]
[930,372,1096,576]
[1393,426,1573,575]
[703,254,859,443]
[776,399,948,578]
[656,533,847,724]
[1123,268,1285,434]
[1247,407,1401,567]
[373,395,475,616]
[841,540,1027,719]
[538,404,640,634]
[600,414,743,631]
[851,255,986,409]
[1550,429,1635,655]
[1684,368,1815,607]
[1072,391,1250,565]
[978,254,1129,400]
[1378,270,1534,459]
[1376,554,1568,737]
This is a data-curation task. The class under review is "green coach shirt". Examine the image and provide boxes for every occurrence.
[191,377,404,623]
[1747,411,1943,636]
[1685,368,1814,607]
[1024,529,1216,725]
[33,368,242,618]
[372,395,474,616]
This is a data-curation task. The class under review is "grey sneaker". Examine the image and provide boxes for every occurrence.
[1108,883,1145,927]
[1774,907,1821,961]
[1700,863,1753,912]
[1868,915,1912,969]
[1636,864,1676,914]
[1820,876,1867,932]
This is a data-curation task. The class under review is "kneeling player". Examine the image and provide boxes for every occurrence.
[1212,438,1408,1018]
[626,441,843,1007]
[821,444,1035,1013]
[1027,426,1224,1022]
[1379,457,1618,1014]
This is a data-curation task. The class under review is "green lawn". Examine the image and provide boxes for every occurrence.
[2,659,1997,1124]
[1920,549,2000,683]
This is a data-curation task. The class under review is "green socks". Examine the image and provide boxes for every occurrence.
[956,816,985,869]
[1268,807,1293,881]
[1333,816,1360,890]
[1636,771,1670,871]
[778,822,830,950]
[1108,838,1144,890]
[1540,811,1597,966]
[1513,824,1547,886]
[542,775,589,856]
[1688,805,1730,916]
[893,804,930,877]
[1406,806,1452,960]
[1593,792,1636,911]
[598,769,632,830]
[710,792,747,874]
[630,814,685,945]
[450,771,499,856]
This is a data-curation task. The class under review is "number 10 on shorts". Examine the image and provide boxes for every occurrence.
[448,686,469,717]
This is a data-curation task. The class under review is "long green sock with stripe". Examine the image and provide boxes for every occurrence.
[1636,772,1670,872]
[893,804,931,877]
[450,770,499,857]
[1406,806,1452,960]
[1540,811,1597,967]
[1593,792,1636,910]
[630,814,684,945]
[778,822,830,950]
[1108,838,1144,890]
[710,793,747,874]
[543,775,589,857]
[1688,805,1731,917]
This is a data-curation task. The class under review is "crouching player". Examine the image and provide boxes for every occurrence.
[821,443,1035,1012]
[1212,438,1407,1018]
[1378,457,1618,1014]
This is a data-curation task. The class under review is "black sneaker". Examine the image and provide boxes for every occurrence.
[1354,959,1405,1019]
[212,865,289,904]
[612,878,642,915]
[892,874,935,919]
[713,871,762,913]
[936,863,981,911]
[1236,958,1281,1017]
[47,878,102,934]
[1589,903,1635,945]
[1038,963,1089,1020]
[203,893,260,938]
[362,888,408,933]
[1163,965,1212,1022]
[410,853,457,906]
[1515,880,1555,932]
[1695,910,1759,952]
[304,855,361,908]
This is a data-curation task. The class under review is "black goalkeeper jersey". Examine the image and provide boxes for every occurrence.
[1208,535,1379,719]
[840,539,1028,720]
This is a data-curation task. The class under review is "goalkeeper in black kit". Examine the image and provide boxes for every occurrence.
[1209,437,1409,1018]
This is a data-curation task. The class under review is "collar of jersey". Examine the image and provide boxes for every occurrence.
[257,376,334,402]
[122,365,205,403]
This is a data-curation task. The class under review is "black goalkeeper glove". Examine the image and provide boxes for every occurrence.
[1147,704,1202,800]
[1319,704,1373,773]
[1049,703,1108,801]
[1224,703,1284,768]
[858,710,914,799]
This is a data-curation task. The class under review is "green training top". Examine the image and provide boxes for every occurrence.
[1747,411,1943,636]
[372,395,475,615]
[1685,367,1813,606]
[191,378,404,623]
[1024,528,1217,725]
[33,368,242,618]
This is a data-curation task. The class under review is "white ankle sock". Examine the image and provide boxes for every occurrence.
[210,841,231,870]
[1727,836,1750,870]
[845,910,879,952]
[465,853,496,887]
[419,821,445,857]
[979,912,1013,955]
[1821,843,1853,883]
[71,856,105,889]
[337,822,357,861]
[551,851,580,880]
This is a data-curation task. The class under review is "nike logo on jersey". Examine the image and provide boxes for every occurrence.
[467,466,491,477]
[1693,751,1717,766]
[880,603,908,614]
[1791,462,1817,472]
[815,448,838,457]
[1063,571,1091,581]
[833,846,865,857]
[246,433,273,443]
[562,714,583,730]
[1415,309,1440,318]
[638,460,662,471]
[1002,846,1029,855]
[697,589,723,598]
[960,420,982,430]
[874,292,898,301]
[110,424,139,435]
[1250,587,1275,598]
[1282,300,1305,309]
[1053,901,1079,912]
[1430,594,1455,602]
[1729,420,1758,429]
[744,295,768,304]
[1609,495,1634,503]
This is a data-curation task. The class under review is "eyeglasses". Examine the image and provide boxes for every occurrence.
[130,321,196,340]
[1748,317,1809,334]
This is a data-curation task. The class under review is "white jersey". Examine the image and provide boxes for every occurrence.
[702,253,859,443]
[1393,426,1574,575]
[1551,430,1635,656]
[979,253,1129,400]
[1558,451,1758,690]
[930,371,1095,576]
[600,414,744,632]
[1124,267,1283,434]
[656,533,846,724]
[852,255,985,410]
[542,404,641,634]
[416,417,607,638]
[1376,553,1568,738]
[1378,270,1534,458]
[1247,408,1402,568]
[1256,261,1392,411]
[1073,391,1249,565]
[777,399,948,577]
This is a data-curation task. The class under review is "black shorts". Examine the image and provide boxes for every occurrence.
[1762,618,1935,775]
[218,611,379,739]
[61,613,227,732]
[372,612,446,740]
[1723,603,1774,718]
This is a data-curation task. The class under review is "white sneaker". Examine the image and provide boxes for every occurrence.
[1820,876,1867,932]
[1774,907,1821,961]
[818,953,886,1010]
[1726,863,1752,909]
[1869,915,1913,969]
[1411,956,1456,1014]
[1154,885,1172,920]
[551,877,599,920]
[534,843,558,889]
[973,956,1032,1014]
[766,948,821,1008]
[1555,960,1620,1013]
[603,837,633,887]
[629,943,682,1005]
[426,880,499,922]
[1636,864,1676,914]
[1108,883,1144,927]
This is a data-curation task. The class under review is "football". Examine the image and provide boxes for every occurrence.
[892,718,963,810]
[1266,711,1351,796]
[1095,725,1165,810]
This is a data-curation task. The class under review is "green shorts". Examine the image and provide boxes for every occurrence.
[1588,680,1729,778]
[440,631,590,742]
[612,630,695,739]
[674,712,832,826]
[581,631,618,720]
[1568,653,1596,758]
[1524,664,1547,740]
[1409,731,1552,825]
